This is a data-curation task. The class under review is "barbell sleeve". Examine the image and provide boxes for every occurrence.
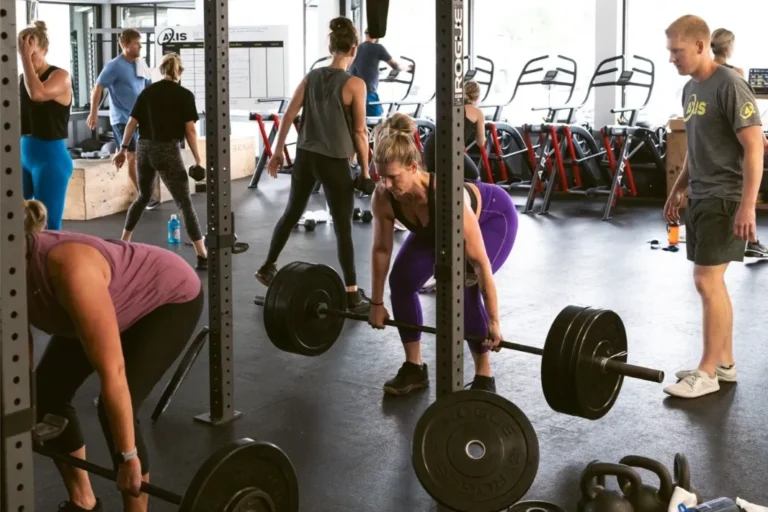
[601,358,664,383]
[34,444,183,504]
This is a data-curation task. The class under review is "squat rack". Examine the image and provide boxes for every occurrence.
[0,0,465,507]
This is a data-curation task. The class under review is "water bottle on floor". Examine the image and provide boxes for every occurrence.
[168,214,181,244]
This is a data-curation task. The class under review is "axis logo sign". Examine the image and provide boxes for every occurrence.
[157,28,189,45]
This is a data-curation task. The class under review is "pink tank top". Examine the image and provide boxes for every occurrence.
[26,231,202,338]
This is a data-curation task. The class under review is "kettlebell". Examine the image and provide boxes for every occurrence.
[673,453,702,504]
[578,462,643,512]
[188,164,205,181]
[617,455,673,512]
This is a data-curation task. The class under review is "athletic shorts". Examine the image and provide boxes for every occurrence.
[112,123,138,152]
[366,92,383,117]
[685,198,746,266]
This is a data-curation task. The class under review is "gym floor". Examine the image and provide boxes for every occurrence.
[33,176,768,511]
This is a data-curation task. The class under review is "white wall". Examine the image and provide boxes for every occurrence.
[593,0,622,128]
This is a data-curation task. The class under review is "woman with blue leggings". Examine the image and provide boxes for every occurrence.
[368,113,518,395]
[18,21,73,231]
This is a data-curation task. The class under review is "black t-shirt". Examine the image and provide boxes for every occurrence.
[130,80,199,142]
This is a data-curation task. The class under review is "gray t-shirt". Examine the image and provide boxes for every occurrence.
[682,65,762,201]
[349,41,392,94]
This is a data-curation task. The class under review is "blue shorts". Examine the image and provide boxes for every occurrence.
[112,123,138,152]
[366,92,383,117]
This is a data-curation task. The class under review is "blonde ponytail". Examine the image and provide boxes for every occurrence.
[372,113,421,168]
[23,200,47,233]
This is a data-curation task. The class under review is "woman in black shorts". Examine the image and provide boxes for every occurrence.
[255,17,372,314]
[112,53,208,269]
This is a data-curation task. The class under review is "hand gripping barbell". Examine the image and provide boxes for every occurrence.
[253,261,665,420]
[32,414,298,511]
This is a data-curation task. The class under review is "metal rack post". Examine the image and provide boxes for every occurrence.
[434,0,465,407]
[1,0,37,509]
[193,0,242,426]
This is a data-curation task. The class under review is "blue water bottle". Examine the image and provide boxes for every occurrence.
[168,214,181,244]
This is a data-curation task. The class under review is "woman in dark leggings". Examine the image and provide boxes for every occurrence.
[113,53,208,270]
[421,80,485,181]
[24,200,203,512]
[367,114,518,396]
[256,17,372,314]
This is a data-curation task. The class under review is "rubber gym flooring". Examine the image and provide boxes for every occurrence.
[33,176,768,511]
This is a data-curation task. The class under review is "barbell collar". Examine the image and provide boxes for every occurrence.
[34,443,183,504]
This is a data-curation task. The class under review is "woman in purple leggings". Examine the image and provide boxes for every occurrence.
[368,113,518,395]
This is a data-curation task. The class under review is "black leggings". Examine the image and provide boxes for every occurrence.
[34,287,204,474]
[266,148,357,286]
[124,140,203,241]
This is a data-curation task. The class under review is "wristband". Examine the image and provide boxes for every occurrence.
[120,447,138,463]
[121,144,130,150]
[371,301,384,306]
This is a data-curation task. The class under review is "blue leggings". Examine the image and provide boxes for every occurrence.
[389,184,518,353]
[21,136,73,230]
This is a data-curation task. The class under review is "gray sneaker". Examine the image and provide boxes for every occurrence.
[675,363,737,382]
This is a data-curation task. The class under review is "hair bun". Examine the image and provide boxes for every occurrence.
[385,113,415,136]
[33,20,46,31]
[329,17,352,33]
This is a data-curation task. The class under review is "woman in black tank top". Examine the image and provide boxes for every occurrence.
[422,80,486,181]
[255,17,374,315]
[17,21,73,231]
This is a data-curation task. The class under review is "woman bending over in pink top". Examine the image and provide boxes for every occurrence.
[24,199,203,512]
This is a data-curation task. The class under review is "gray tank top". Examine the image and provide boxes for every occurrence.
[296,68,355,159]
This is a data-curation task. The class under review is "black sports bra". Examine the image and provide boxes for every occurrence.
[388,173,478,235]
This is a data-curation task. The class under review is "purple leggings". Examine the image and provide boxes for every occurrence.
[389,184,518,354]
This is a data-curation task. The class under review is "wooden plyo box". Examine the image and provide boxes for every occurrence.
[62,136,256,221]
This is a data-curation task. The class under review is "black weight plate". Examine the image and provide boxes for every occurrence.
[412,390,539,512]
[179,438,299,512]
[264,262,303,354]
[541,305,597,418]
[572,308,627,420]
[509,500,567,512]
[279,262,346,356]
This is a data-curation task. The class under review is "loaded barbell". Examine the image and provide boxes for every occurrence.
[253,261,665,420]
[32,414,299,511]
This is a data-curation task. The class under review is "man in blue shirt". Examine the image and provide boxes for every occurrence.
[87,28,160,209]
[349,30,412,117]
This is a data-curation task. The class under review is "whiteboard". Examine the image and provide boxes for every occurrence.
[154,25,289,113]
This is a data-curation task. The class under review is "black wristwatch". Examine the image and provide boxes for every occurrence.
[121,144,130,150]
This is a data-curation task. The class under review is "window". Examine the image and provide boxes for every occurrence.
[474,0,596,124]
[626,0,768,123]
[35,3,72,72]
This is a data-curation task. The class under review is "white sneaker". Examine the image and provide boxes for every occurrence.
[675,364,737,383]
[663,370,720,399]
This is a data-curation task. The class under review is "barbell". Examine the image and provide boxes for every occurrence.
[253,261,665,420]
[33,415,299,511]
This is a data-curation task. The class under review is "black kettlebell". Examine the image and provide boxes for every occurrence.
[578,462,642,512]
[188,164,205,181]
[617,455,673,512]
[361,210,373,223]
[673,453,702,504]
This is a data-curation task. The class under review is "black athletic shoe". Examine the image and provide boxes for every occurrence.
[145,199,161,210]
[58,498,102,511]
[745,240,768,258]
[196,255,208,270]
[347,288,371,315]
[469,375,496,393]
[255,262,278,287]
[383,362,429,395]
